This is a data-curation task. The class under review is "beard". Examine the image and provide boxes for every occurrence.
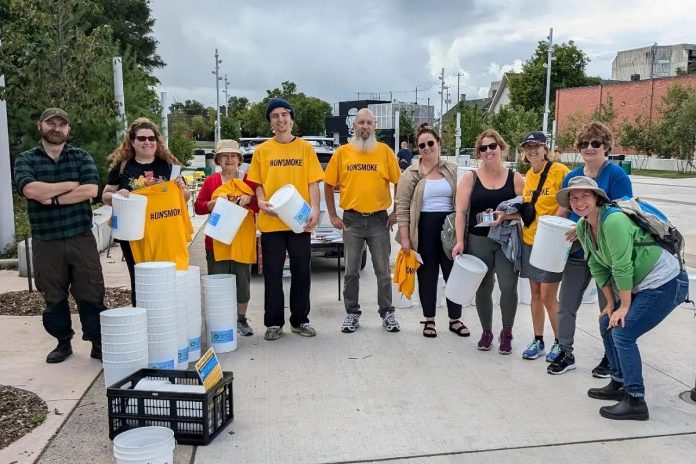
[350,132,376,152]
[41,129,68,145]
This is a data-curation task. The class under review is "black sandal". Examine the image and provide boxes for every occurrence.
[421,320,437,338]
[449,320,471,337]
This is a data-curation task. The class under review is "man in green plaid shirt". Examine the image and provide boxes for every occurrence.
[14,108,107,364]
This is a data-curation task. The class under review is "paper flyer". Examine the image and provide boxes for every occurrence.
[194,347,223,391]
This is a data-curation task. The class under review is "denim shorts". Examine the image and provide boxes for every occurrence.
[520,243,563,283]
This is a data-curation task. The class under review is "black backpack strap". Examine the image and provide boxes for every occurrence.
[530,161,553,207]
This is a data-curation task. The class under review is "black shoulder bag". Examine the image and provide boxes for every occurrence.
[519,161,553,227]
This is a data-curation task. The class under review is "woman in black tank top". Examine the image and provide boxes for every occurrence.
[452,129,524,354]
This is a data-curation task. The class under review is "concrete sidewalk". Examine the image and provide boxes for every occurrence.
[2,176,695,464]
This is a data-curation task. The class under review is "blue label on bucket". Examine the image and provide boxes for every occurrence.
[188,336,201,351]
[211,329,234,343]
[149,359,175,369]
[178,347,189,363]
[112,215,119,230]
[209,212,221,227]
[294,202,311,225]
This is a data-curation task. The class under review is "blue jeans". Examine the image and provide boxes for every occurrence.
[599,270,689,397]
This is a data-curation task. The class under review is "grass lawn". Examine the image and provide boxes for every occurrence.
[631,168,696,179]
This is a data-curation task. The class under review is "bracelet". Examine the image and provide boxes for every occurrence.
[51,196,59,206]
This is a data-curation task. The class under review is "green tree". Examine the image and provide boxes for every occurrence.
[168,122,195,167]
[85,0,164,69]
[238,81,332,137]
[441,103,487,156]
[488,105,542,154]
[191,115,208,140]
[509,40,601,113]
[399,110,416,145]
[655,84,696,171]
[169,99,207,116]
[227,96,249,119]
[220,115,240,139]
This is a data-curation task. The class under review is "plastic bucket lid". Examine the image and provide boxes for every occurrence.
[112,193,147,241]
[204,196,249,245]
[134,262,176,272]
[113,426,175,452]
[269,184,311,233]
[444,254,488,305]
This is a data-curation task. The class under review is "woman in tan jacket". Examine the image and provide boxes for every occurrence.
[395,123,469,338]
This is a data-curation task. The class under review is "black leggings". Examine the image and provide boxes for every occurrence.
[119,241,137,306]
[417,212,462,319]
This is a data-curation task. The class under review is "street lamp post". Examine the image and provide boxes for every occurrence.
[542,28,554,136]
[212,49,222,146]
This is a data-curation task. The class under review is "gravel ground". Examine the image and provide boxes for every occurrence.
[0,385,48,450]
[0,288,132,316]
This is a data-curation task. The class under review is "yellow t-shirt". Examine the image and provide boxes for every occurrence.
[324,142,400,213]
[522,161,570,245]
[247,137,325,232]
[392,249,420,299]
[129,180,193,270]
[210,179,257,264]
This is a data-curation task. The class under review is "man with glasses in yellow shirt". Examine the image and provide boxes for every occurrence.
[324,108,401,333]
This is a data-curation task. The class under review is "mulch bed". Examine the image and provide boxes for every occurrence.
[0,288,132,316]
[0,385,48,450]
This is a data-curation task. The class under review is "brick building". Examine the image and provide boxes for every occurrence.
[554,74,696,153]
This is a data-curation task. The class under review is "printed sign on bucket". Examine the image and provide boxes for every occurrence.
[112,215,119,230]
[294,202,311,225]
[209,212,221,227]
[178,347,189,363]
[188,336,201,351]
[149,359,175,369]
[211,329,234,343]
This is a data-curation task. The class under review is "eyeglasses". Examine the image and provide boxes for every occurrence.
[418,140,435,149]
[577,140,602,150]
[135,135,157,142]
[478,142,498,152]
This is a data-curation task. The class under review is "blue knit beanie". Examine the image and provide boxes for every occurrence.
[265,98,295,122]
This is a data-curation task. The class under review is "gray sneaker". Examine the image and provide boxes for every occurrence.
[341,313,361,333]
[264,326,283,341]
[382,312,400,332]
[238,318,254,336]
[291,322,316,337]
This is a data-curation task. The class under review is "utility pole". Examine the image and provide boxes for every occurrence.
[211,49,222,145]
[438,67,444,138]
[160,91,168,148]
[453,71,465,106]
[0,70,15,252]
[445,86,451,113]
[542,28,554,136]
[223,74,230,117]
[415,87,418,104]
[650,42,657,79]
[112,57,127,140]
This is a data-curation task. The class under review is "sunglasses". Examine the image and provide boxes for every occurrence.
[135,135,157,142]
[577,140,602,150]
[418,140,436,149]
[478,142,498,152]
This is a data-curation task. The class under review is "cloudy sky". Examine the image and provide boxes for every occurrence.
[150,0,694,115]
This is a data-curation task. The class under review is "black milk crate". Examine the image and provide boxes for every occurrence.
[107,368,234,445]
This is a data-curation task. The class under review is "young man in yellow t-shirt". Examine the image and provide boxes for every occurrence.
[247,98,324,341]
[324,108,401,334]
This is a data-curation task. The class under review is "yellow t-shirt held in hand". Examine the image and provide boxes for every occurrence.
[324,141,400,213]
[210,179,257,264]
[392,249,422,299]
[129,180,193,270]
[246,137,324,233]
[522,161,570,245]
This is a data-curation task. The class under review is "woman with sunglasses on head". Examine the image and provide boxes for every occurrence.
[518,132,569,363]
[452,129,524,354]
[547,121,633,376]
[555,177,686,420]
[395,123,469,338]
[102,117,191,305]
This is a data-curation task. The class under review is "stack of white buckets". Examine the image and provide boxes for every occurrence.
[202,274,237,353]
[135,262,179,369]
[113,426,175,464]
[101,307,149,387]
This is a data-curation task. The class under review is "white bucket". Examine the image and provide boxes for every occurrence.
[678,273,696,309]
[392,281,412,309]
[102,348,149,363]
[582,279,599,304]
[530,216,576,273]
[101,307,147,324]
[269,184,311,233]
[102,329,148,341]
[134,262,176,273]
[187,266,202,361]
[518,277,532,305]
[104,356,148,387]
[202,274,236,286]
[445,254,488,305]
[112,193,147,241]
[204,196,249,245]
[113,426,175,464]
[206,314,237,353]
